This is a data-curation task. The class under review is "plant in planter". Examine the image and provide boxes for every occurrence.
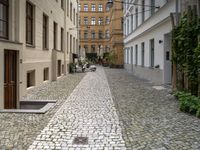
[107,51,116,68]
[69,63,76,73]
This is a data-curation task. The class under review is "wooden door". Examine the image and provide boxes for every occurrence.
[4,50,17,109]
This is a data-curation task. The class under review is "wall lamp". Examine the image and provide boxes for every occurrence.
[106,0,160,9]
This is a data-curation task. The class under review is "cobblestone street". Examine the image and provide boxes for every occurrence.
[105,68,200,150]
[29,67,125,150]
[0,73,85,150]
[1,67,200,150]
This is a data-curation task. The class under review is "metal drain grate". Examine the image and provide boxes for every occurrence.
[73,137,88,145]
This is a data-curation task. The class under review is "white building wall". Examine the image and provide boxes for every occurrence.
[124,0,176,84]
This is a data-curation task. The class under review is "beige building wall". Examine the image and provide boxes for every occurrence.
[79,0,124,64]
[0,0,78,109]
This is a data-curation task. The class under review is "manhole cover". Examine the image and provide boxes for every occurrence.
[73,137,88,145]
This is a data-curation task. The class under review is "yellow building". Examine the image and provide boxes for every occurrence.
[79,0,123,67]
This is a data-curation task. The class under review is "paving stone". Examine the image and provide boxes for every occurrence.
[105,68,200,150]
[28,67,126,149]
[0,73,85,149]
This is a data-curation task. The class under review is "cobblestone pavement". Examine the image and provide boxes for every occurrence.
[0,73,85,150]
[29,67,126,150]
[105,68,200,150]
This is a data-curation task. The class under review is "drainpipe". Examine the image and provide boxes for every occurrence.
[77,0,80,58]
[63,0,67,75]
[176,0,179,25]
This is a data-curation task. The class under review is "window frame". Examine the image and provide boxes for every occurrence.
[91,17,96,25]
[150,39,155,68]
[98,4,103,12]
[84,4,88,11]
[61,27,64,51]
[91,4,95,11]
[53,22,58,50]
[0,0,9,39]
[43,14,48,50]
[26,1,34,45]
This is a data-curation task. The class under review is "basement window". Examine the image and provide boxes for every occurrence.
[43,67,49,81]
[27,70,35,88]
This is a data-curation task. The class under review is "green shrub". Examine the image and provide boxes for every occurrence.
[196,107,200,118]
[176,91,200,117]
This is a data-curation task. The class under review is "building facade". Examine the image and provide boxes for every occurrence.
[0,0,78,109]
[124,0,177,85]
[79,0,123,66]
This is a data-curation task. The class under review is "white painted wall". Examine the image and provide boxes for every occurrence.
[124,0,176,84]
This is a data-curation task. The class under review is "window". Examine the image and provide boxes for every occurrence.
[67,32,69,53]
[150,0,155,15]
[57,60,61,77]
[127,19,129,34]
[105,45,110,52]
[91,30,95,39]
[99,30,103,39]
[27,70,35,88]
[84,45,88,53]
[141,42,145,67]
[70,2,72,20]
[131,14,133,32]
[91,45,95,52]
[106,17,110,24]
[84,17,88,25]
[141,0,145,22]
[127,48,129,64]
[43,14,48,49]
[130,47,133,65]
[106,5,110,11]
[78,4,81,11]
[26,2,34,45]
[73,37,75,53]
[135,8,138,28]
[61,0,64,9]
[0,0,9,39]
[91,17,96,25]
[53,22,57,49]
[73,8,75,24]
[84,30,88,39]
[43,68,49,81]
[105,30,110,39]
[150,39,155,67]
[91,4,95,11]
[98,4,103,12]
[98,17,103,25]
[84,4,88,11]
[135,45,138,65]
[70,34,72,53]
[79,17,81,25]
[61,28,64,51]
[67,0,69,16]
[76,13,78,26]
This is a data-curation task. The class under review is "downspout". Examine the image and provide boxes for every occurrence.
[64,0,67,75]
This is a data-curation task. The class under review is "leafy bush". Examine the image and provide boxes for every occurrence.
[175,91,200,117]
[196,107,200,118]
[69,63,76,73]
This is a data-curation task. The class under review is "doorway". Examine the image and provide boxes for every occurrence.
[164,33,172,84]
[4,50,17,109]
[57,60,61,77]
